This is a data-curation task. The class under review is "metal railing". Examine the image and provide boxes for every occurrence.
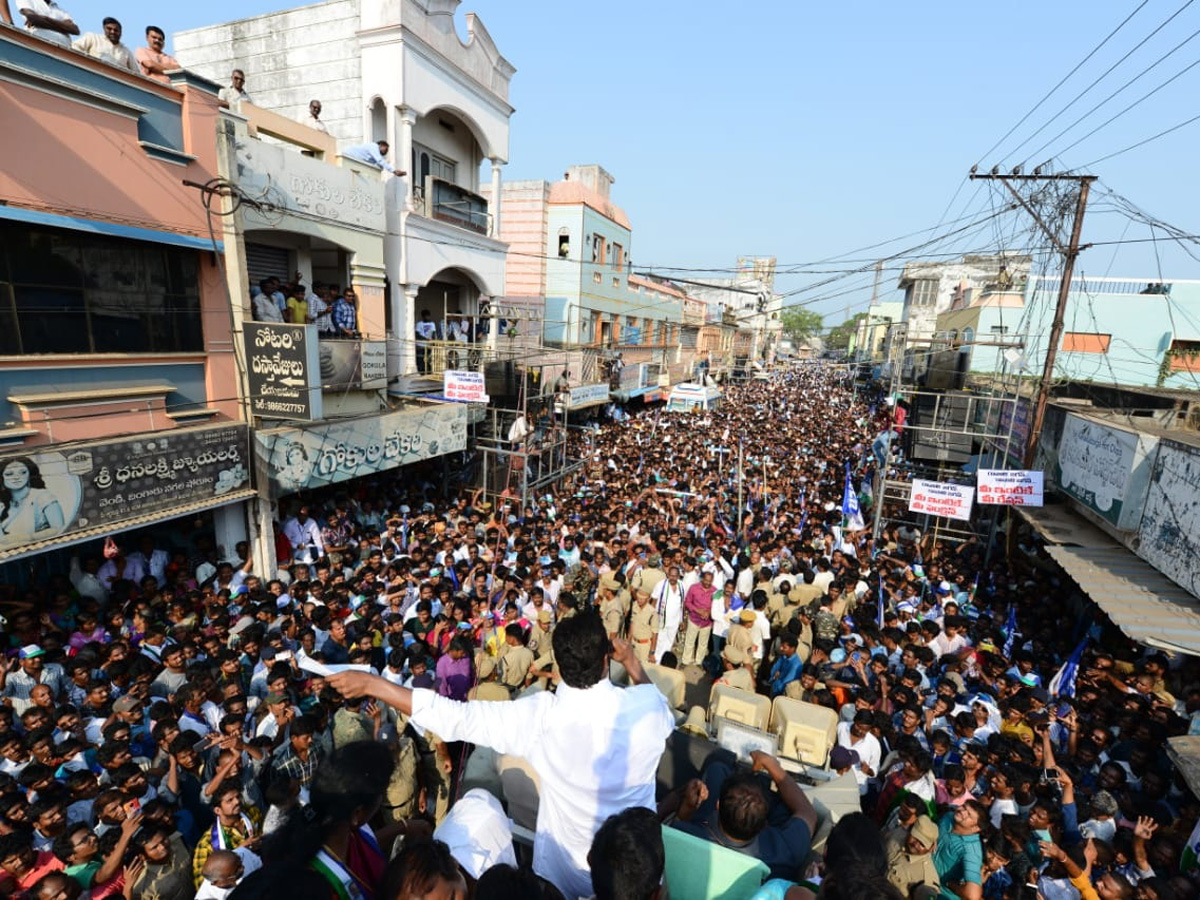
[412,177,490,234]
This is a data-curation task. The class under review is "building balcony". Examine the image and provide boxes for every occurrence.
[413,177,490,235]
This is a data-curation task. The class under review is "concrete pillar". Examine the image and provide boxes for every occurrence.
[398,107,417,210]
[402,283,420,374]
[489,159,503,238]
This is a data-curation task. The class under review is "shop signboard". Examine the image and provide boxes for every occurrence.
[244,322,322,421]
[907,478,975,521]
[443,370,490,403]
[320,339,388,391]
[0,424,251,559]
[1055,413,1158,530]
[256,403,468,495]
[977,469,1044,506]
[567,383,610,409]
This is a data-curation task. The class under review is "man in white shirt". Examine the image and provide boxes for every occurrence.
[73,17,137,74]
[342,140,404,176]
[836,710,881,796]
[305,99,328,134]
[19,0,78,48]
[650,567,684,663]
[128,535,169,587]
[329,612,674,900]
[282,507,324,564]
[218,69,253,107]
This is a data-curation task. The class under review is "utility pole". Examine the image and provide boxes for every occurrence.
[969,170,1096,468]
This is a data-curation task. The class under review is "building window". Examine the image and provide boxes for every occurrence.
[911,279,938,307]
[989,325,1009,334]
[557,228,570,259]
[1167,339,1200,372]
[611,242,623,268]
[1062,332,1111,353]
[0,223,203,355]
[592,235,607,264]
[592,271,602,284]
[612,276,620,288]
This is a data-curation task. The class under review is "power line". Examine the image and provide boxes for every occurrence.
[1079,109,1200,166]
[976,0,1152,165]
[999,0,1196,166]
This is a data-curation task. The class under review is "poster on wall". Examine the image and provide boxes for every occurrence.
[977,469,1044,506]
[0,424,251,558]
[244,322,321,421]
[321,340,388,391]
[907,478,975,521]
[256,403,468,496]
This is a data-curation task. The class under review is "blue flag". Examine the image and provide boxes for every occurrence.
[1049,636,1089,698]
[1002,606,1018,658]
[842,461,864,530]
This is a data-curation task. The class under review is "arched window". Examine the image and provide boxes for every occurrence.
[369,98,386,143]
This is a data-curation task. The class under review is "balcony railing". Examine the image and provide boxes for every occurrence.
[413,176,490,234]
[418,340,496,377]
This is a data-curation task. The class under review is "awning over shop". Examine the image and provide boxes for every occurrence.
[1016,504,1200,656]
[1166,736,1200,800]
[1038,536,1200,657]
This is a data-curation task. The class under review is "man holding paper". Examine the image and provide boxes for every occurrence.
[328,610,673,900]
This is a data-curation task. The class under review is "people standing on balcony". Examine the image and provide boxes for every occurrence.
[251,280,284,323]
[343,141,405,177]
[415,309,438,374]
[306,100,328,134]
[310,284,335,337]
[18,0,78,48]
[73,17,136,74]
[332,288,360,339]
[134,25,178,84]
[285,281,308,326]
[218,69,252,107]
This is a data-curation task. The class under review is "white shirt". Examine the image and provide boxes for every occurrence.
[21,0,74,48]
[835,722,881,795]
[97,556,146,591]
[306,114,328,134]
[254,293,284,323]
[73,32,138,73]
[218,86,253,106]
[128,549,170,587]
[411,680,673,899]
[749,610,772,662]
[282,516,324,563]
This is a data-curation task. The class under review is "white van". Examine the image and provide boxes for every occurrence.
[667,382,722,412]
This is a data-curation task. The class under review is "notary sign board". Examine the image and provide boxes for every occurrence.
[976,469,1044,507]
[907,478,975,522]
[243,322,322,421]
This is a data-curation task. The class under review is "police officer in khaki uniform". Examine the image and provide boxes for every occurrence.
[631,552,666,599]
[499,623,535,694]
[627,588,659,663]
[726,608,758,659]
[712,644,755,694]
[528,609,553,658]
[598,573,624,639]
[885,815,940,897]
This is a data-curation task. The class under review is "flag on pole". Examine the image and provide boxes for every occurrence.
[1182,817,1200,874]
[1002,606,1018,658]
[842,461,865,530]
[1048,636,1089,698]
[877,576,886,629]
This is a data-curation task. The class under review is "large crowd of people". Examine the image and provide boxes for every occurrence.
[0,365,1196,900]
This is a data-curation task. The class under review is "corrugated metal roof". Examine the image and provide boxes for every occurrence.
[1166,736,1200,800]
[1045,543,1200,656]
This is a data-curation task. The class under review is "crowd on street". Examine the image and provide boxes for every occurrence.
[0,365,1197,900]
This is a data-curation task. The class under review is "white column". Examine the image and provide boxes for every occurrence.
[398,107,417,210]
[489,159,503,238]
[403,283,420,375]
[213,502,249,566]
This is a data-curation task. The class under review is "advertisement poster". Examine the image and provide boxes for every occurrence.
[0,425,251,557]
[244,322,321,421]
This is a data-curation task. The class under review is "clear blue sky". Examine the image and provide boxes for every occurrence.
[136,0,1200,325]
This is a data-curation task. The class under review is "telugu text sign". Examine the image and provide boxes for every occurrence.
[244,322,321,421]
[907,478,975,521]
[0,424,251,559]
[443,370,490,403]
[977,469,1044,506]
[256,403,468,496]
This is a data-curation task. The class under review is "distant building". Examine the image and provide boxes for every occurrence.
[898,253,1030,344]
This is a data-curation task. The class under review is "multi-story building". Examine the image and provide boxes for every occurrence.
[684,258,782,364]
[500,165,685,411]
[897,253,1030,344]
[936,276,1200,390]
[174,0,515,384]
[0,26,255,582]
